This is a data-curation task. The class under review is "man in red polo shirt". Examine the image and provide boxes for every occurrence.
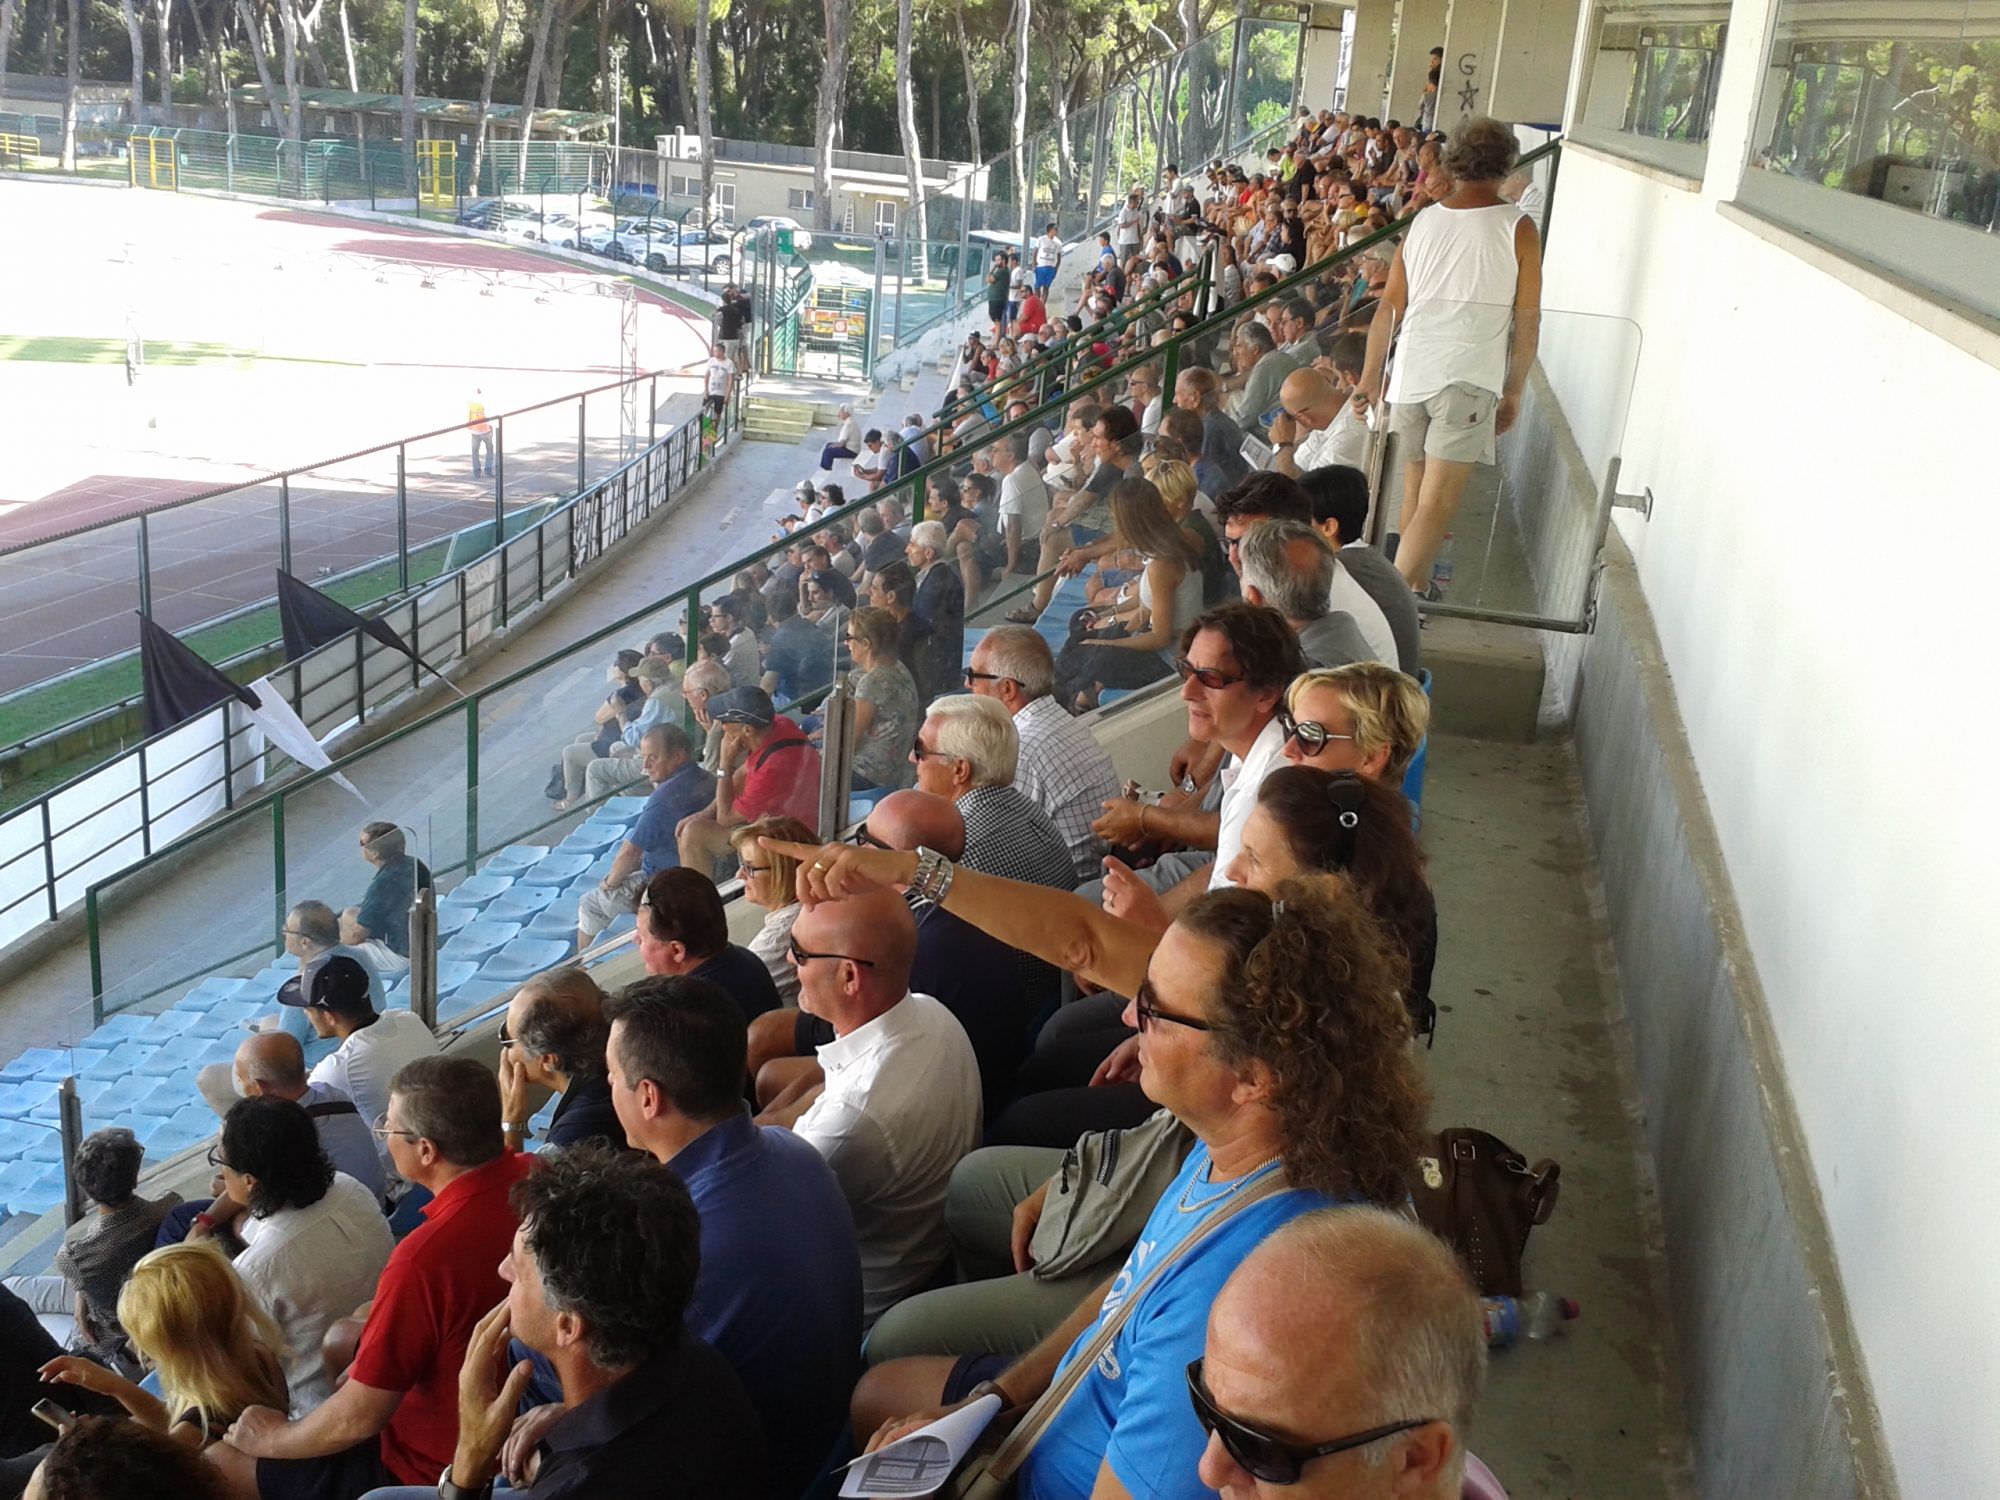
[675,686,820,880]
[210,1056,534,1500]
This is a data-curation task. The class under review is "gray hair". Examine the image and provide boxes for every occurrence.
[682,659,732,698]
[1441,116,1520,183]
[1237,518,1334,623]
[1248,1207,1486,1477]
[909,520,949,557]
[639,722,694,761]
[1234,320,1277,355]
[925,694,1019,787]
[977,626,1055,699]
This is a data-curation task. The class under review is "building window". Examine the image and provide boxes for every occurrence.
[1573,0,1727,176]
[1737,0,2000,321]
[668,173,698,198]
[874,199,898,236]
[715,181,737,224]
[788,187,815,211]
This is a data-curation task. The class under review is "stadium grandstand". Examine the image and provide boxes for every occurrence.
[0,1,1988,1497]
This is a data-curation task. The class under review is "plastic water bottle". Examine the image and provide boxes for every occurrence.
[1481,1292,1578,1348]
[1428,532,1455,598]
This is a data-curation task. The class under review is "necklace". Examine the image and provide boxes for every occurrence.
[1177,1154,1282,1215]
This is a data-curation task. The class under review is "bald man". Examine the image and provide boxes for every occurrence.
[1269,366,1370,479]
[1195,1207,1488,1500]
[782,885,983,1326]
[747,792,1027,1120]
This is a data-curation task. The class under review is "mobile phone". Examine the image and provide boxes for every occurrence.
[32,1398,74,1435]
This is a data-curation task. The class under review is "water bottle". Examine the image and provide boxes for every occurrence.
[1428,532,1455,598]
[1481,1291,1578,1348]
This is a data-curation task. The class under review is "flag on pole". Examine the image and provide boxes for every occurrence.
[275,570,417,664]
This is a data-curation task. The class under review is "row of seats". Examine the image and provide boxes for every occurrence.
[0,800,651,1219]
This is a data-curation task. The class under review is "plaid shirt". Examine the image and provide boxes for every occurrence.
[1011,695,1122,881]
[957,784,1079,892]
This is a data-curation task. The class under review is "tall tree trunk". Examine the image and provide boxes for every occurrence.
[468,0,509,198]
[894,0,927,276]
[694,0,713,223]
[119,0,147,125]
[665,20,692,128]
[337,0,357,85]
[152,0,175,109]
[951,0,980,166]
[297,0,332,85]
[275,0,305,154]
[59,0,80,168]
[236,0,292,141]
[516,0,558,189]
[0,0,19,98]
[1010,0,1030,230]
[811,0,850,232]
[1046,33,1072,214]
[187,0,224,104]
[399,0,417,199]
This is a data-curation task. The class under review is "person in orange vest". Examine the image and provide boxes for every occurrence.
[469,388,493,479]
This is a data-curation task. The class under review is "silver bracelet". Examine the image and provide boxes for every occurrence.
[910,846,956,906]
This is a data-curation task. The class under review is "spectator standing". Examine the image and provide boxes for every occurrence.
[212,1058,533,1498]
[467,390,491,480]
[294,957,441,1163]
[1355,117,1541,590]
[575,724,714,950]
[702,349,733,418]
[338,824,431,977]
[715,286,753,373]
[497,969,623,1153]
[606,977,862,1498]
[1034,223,1063,292]
[964,627,1120,881]
[634,867,781,1025]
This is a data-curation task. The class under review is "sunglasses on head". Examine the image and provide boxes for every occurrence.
[1185,1359,1432,1484]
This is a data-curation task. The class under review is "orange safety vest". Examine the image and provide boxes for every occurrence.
[469,400,491,433]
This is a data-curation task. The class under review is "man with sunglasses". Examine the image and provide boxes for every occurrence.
[1192,1207,1487,1500]
[779,887,982,1328]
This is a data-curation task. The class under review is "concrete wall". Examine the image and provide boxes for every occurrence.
[1527,0,2000,1488]
[1487,0,1577,124]
[1346,0,1399,118]
[1387,0,1448,121]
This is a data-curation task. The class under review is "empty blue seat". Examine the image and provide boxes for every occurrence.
[436,959,479,994]
[521,909,580,947]
[481,844,551,876]
[441,921,523,965]
[485,886,560,924]
[477,938,571,984]
[139,1009,204,1042]
[558,824,625,856]
[446,874,516,906]
[0,1118,45,1162]
[0,1049,70,1083]
[445,978,518,1010]
[436,900,478,937]
[148,1106,221,1159]
[183,999,268,1040]
[133,1035,218,1079]
[601,795,651,819]
[514,853,592,887]
[79,1043,155,1082]
[128,1078,192,1116]
[103,1114,169,1149]
[0,1160,67,1218]
[82,1014,159,1049]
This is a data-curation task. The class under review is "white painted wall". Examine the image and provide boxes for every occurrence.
[1543,0,2000,1489]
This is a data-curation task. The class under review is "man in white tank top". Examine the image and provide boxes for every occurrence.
[1351,117,1542,593]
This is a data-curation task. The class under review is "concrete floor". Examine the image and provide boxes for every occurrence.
[1419,731,1692,1499]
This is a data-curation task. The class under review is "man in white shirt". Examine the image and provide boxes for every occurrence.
[704,352,733,416]
[819,403,863,471]
[992,433,1049,576]
[1033,222,1063,293]
[1270,364,1369,478]
[783,888,981,1326]
[293,955,440,1161]
[1113,188,1144,259]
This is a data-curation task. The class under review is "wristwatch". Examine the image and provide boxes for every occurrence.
[909,846,956,906]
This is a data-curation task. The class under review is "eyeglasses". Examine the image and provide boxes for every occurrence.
[847,826,892,850]
[1186,1360,1431,1483]
[206,1145,233,1170]
[963,667,1008,686]
[738,861,770,876]
[497,1023,517,1049]
[1174,657,1245,692]
[1134,980,1212,1033]
[1278,708,1358,756]
[786,934,876,968]
[371,1111,420,1143]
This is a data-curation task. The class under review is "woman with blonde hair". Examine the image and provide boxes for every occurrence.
[1142,455,1228,605]
[1053,476,1205,710]
[38,1242,287,1448]
[729,815,815,1005]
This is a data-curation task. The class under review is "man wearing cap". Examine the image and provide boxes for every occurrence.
[295,956,440,1160]
[576,723,715,952]
[675,686,821,880]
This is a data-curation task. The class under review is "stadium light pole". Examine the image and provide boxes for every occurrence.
[610,40,627,207]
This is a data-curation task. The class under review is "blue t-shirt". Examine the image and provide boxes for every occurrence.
[670,1110,863,1500]
[1020,1146,1339,1500]
[630,762,717,877]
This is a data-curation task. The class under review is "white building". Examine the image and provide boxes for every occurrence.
[653,130,980,235]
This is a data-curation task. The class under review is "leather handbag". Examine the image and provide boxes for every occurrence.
[940,1167,1290,1500]
[1027,1108,1195,1281]
[1409,1127,1561,1297]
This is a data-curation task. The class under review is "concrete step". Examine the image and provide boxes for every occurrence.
[1419,616,1546,744]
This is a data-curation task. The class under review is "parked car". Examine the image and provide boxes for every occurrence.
[746,214,814,251]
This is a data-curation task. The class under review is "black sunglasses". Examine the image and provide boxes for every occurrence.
[787,933,877,968]
[847,826,892,850]
[1186,1359,1432,1483]
[1277,708,1358,756]
[1134,979,1212,1034]
[963,667,1008,685]
[1174,657,1245,692]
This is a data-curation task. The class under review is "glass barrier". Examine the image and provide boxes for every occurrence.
[0,516,145,705]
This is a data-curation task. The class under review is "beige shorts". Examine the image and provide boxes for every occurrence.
[1390,382,1499,465]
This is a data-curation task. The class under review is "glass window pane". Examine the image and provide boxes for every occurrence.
[1574,0,1731,175]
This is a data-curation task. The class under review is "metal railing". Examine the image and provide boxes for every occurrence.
[0,380,746,954]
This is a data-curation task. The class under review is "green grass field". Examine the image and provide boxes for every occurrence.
[0,335,358,367]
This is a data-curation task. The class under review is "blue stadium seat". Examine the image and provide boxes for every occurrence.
[0,1118,45,1163]
[0,1160,67,1218]
[441,922,523,965]
[148,1105,222,1159]
[601,795,651,819]
[521,909,580,948]
[0,1049,71,1084]
[445,873,516,907]
[515,853,592,887]
[103,1115,169,1149]
[133,1035,220,1079]
[477,938,570,985]
[128,1078,192,1116]
[447,978,518,1010]
[558,824,626,856]
[186,975,253,1004]
[237,966,297,1004]
[436,901,479,937]
[485,886,560,924]
[481,844,551,876]
[181,998,268,1040]
[138,1009,204,1042]
[437,958,478,994]
[81,1014,160,1049]
[1402,669,1434,822]
[79,1043,155,1082]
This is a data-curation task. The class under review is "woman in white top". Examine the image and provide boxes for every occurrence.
[1052,475,1204,711]
[731,816,814,1007]
[208,1095,392,1413]
[1352,117,1542,592]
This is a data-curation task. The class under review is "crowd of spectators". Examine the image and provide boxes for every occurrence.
[0,113,1555,1500]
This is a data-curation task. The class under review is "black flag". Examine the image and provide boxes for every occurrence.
[275,570,418,665]
[138,613,260,737]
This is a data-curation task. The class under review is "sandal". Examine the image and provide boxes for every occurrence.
[1005,606,1041,624]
